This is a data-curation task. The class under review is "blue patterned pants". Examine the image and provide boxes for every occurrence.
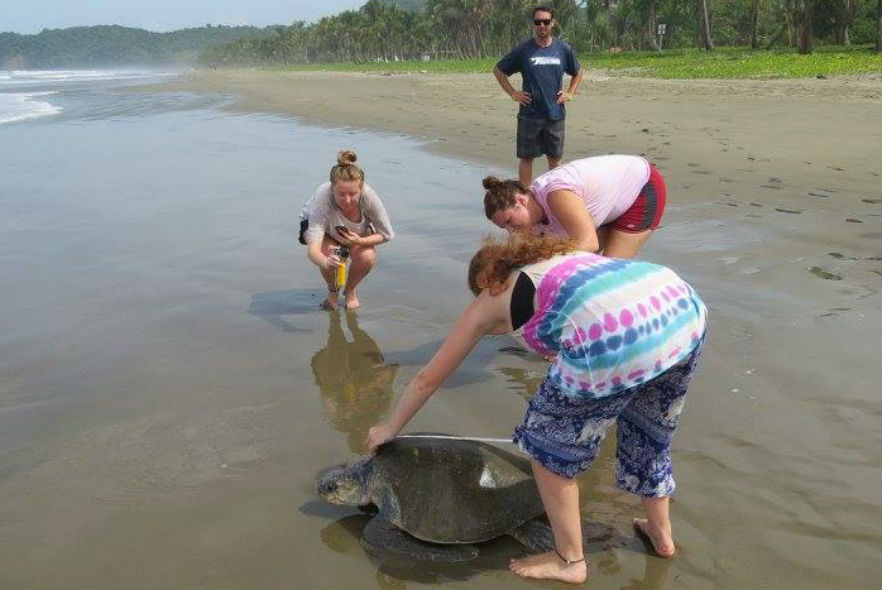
[512,342,703,497]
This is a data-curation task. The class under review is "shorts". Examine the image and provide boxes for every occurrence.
[512,339,704,497]
[516,117,565,160]
[611,164,667,233]
[298,218,308,245]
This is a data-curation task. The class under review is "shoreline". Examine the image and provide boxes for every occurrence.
[145,69,881,207]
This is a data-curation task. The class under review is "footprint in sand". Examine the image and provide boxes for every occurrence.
[749,202,764,207]
[808,192,831,198]
[846,218,863,223]
[775,208,802,214]
[809,267,842,281]
[862,199,881,204]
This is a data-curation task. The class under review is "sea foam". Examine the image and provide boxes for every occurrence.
[0,91,62,124]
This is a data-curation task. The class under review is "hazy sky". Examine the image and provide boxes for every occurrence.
[2,0,368,35]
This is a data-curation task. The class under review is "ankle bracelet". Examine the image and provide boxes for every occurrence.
[554,548,585,565]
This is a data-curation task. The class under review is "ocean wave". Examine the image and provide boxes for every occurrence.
[0,69,177,87]
[0,92,62,125]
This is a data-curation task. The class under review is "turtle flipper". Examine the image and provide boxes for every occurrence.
[508,518,556,552]
[361,516,480,563]
[509,518,630,553]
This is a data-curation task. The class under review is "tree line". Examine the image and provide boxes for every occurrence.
[200,0,882,66]
[0,24,278,69]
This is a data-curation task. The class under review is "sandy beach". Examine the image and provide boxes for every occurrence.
[1,68,877,589]
[149,68,882,587]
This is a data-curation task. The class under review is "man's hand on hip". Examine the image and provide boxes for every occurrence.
[511,90,532,106]
[556,90,574,104]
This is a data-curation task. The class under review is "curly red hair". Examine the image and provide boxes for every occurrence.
[468,232,577,296]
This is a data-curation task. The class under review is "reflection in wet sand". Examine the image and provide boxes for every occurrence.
[311,313,399,453]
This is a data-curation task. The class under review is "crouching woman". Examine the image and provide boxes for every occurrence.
[300,150,394,310]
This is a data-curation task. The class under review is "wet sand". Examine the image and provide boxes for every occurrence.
[150,69,882,588]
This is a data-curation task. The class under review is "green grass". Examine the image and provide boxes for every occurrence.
[273,45,881,79]
[588,45,882,79]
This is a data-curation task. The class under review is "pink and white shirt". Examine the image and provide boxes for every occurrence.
[529,155,651,234]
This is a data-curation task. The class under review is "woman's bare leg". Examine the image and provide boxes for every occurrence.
[343,245,375,310]
[602,228,653,259]
[633,496,676,557]
[509,461,587,584]
[319,235,341,310]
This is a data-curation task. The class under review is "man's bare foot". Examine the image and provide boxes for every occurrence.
[508,551,587,584]
[344,293,360,310]
[633,518,676,557]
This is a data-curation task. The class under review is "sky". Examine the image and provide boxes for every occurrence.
[1,0,368,35]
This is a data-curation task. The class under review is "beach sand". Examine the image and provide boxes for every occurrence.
[148,69,882,587]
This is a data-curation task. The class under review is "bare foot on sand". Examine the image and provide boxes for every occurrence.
[633,518,676,557]
[508,551,587,584]
[321,292,339,311]
[344,292,360,310]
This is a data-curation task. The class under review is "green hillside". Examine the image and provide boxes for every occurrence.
[0,24,279,69]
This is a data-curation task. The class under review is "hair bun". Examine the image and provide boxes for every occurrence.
[482,175,502,190]
[337,150,357,166]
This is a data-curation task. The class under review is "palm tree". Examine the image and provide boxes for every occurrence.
[793,0,813,54]
[749,0,761,49]
[698,0,715,50]
[833,0,859,45]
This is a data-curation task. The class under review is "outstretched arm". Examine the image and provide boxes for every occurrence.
[366,288,511,451]
[547,189,600,252]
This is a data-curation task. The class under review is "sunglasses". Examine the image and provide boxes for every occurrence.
[533,18,552,26]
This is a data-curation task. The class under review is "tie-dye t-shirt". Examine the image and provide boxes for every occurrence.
[512,252,707,399]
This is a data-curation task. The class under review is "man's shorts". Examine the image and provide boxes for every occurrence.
[516,117,565,160]
[611,164,667,233]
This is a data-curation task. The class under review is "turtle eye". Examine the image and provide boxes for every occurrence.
[322,481,338,494]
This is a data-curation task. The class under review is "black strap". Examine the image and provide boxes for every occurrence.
[510,271,536,330]
[555,548,586,565]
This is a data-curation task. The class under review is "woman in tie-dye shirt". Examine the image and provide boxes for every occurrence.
[367,233,707,584]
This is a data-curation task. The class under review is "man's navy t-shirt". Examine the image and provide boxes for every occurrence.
[497,38,580,121]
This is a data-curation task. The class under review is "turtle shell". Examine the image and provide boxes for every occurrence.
[368,437,544,544]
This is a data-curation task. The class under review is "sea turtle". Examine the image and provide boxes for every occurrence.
[315,435,558,562]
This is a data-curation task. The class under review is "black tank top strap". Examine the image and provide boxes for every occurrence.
[510,271,536,330]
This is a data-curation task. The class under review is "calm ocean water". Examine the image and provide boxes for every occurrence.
[1,71,879,590]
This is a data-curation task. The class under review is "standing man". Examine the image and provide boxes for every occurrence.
[493,5,583,186]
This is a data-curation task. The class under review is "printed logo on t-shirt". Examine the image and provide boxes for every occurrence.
[530,56,562,66]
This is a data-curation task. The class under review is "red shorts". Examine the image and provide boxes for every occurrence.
[611,164,667,233]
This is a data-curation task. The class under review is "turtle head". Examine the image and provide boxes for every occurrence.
[315,457,372,506]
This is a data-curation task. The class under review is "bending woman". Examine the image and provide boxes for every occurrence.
[300,150,394,310]
[367,233,706,584]
[484,154,666,258]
